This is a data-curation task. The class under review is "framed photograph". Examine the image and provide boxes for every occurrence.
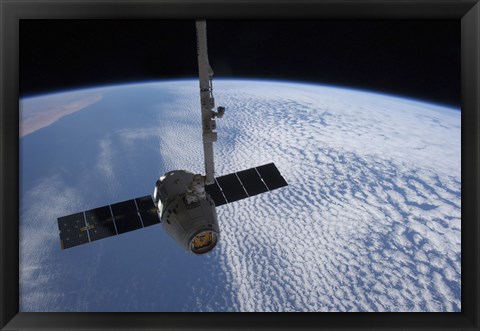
[1,0,478,330]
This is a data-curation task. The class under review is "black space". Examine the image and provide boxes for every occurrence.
[20,19,460,106]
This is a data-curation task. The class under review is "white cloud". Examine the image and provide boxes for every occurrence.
[19,175,86,310]
[211,81,461,312]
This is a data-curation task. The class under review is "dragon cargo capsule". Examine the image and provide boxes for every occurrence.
[153,170,220,254]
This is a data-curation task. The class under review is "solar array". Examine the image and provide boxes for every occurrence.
[205,163,288,207]
[58,195,160,249]
[57,163,288,250]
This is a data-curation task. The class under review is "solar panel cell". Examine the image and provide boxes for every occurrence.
[256,163,288,190]
[236,168,269,197]
[58,212,90,249]
[139,209,161,227]
[135,195,156,211]
[88,221,117,242]
[85,206,112,225]
[114,213,143,234]
[216,173,248,203]
[205,180,227,206]
[111,199,137,217]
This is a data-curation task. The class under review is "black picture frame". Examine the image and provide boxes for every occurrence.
[1,0,478,330]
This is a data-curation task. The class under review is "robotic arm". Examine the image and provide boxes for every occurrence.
[196,20,225,185]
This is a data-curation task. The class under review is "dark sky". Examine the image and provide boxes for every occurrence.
[20,19,460,106]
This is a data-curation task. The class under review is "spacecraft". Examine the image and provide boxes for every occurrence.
[57,21,288,255]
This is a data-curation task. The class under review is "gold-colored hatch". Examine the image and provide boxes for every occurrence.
[190,230,218,254]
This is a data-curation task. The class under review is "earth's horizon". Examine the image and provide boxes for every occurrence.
[20,79,459,138]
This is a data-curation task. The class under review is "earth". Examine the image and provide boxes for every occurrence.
[19,79,461,312]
